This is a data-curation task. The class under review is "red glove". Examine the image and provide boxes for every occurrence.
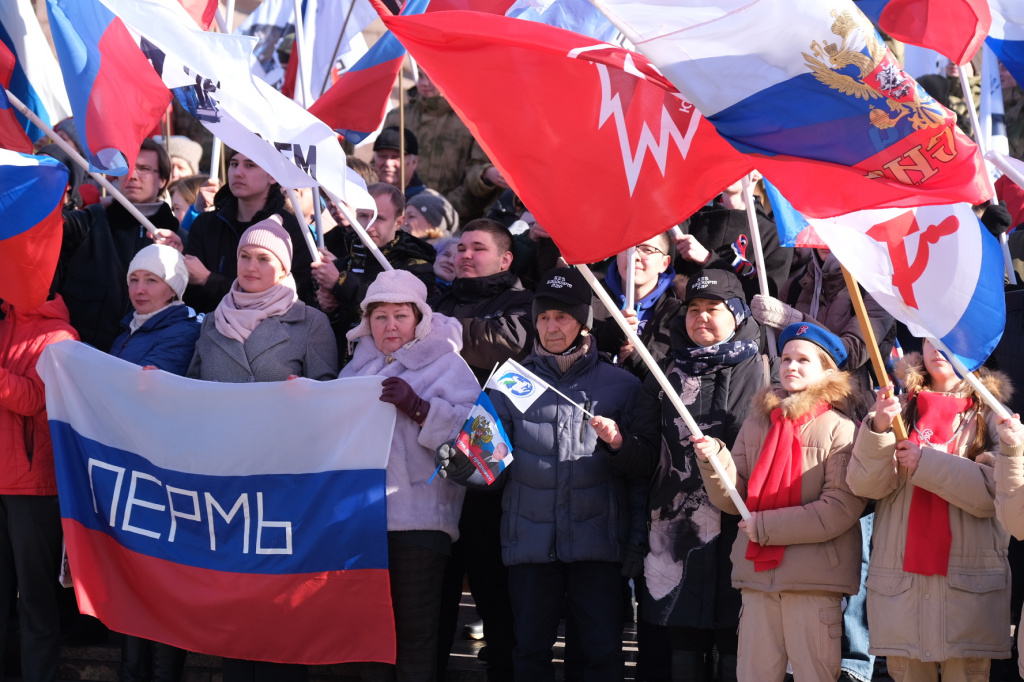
[380,376,430,424]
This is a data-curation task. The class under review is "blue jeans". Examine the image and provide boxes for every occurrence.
[841,514,875,682]
[508,561,624,682]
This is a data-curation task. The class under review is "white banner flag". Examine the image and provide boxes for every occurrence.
[485,359,550,414]
[99,0,374,210]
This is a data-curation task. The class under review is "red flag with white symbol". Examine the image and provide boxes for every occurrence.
[377,9,753,264]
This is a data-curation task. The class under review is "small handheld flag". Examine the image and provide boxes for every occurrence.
[454,391,513,486]
[485,359,549,415]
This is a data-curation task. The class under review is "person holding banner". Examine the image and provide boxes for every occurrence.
[850,342,1015,682]
[693,323,866,682]
[617,269,769,682]
[441,267,653,681]
[341,269,479,680]
[186,218,335,681]
[182,151,316,314]
[0,294,78,682]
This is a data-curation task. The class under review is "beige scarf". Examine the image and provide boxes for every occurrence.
[213,275,298,343]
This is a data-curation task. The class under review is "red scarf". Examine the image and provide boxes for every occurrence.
[745,402,832,572]
[903,391,975,576]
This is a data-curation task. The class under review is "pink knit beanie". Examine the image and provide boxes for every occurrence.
[238,215,292,274]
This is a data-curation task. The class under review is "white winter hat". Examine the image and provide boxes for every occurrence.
[346,270,433,344]
[126,244,188,301]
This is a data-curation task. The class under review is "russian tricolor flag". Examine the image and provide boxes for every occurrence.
[46,0,170,176]
[592,0,992,219]
[0,42,32,153]
[988,0,1024,89]
[309,0,429,144]
[0,149,67,311]
[38,341,398,665]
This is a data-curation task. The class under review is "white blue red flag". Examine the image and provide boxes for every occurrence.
[46,0,171,176]
[591,0,992,219]
[853,0,990,65]
[763,179,827,249]
[0,42,32,154]
[38,341,397,665]
[309,0,430,144]
[987,1,1024,91]
[805,203,1005,371]
[97,0,375,211]
[0,150,68,310]
[0,0,71,144]
[454,391,513,485]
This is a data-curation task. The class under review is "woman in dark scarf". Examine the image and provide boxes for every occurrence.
[627,268,769,682]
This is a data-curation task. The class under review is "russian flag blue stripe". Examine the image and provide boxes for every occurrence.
[0,151,68,240]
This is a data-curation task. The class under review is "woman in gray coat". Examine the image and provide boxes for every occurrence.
[186,216,337,682]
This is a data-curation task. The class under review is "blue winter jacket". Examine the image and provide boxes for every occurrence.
[490,341,651,566]
[110,305,201,376]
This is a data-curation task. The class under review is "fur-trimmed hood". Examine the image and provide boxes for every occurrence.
[895,352,1013,407]
[754,371,868,422]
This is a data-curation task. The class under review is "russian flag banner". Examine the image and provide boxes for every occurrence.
[987,0,1024,88]
[37,341,398,665]
[46,0,171,176]
[591,0,992,219]
[805,203,1005,371]
[0,149,68,310]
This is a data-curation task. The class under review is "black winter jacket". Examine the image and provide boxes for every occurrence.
[57,201,181,351]
[184,187,315,313]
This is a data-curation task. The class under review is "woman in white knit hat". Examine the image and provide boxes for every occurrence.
[110,244,200,377]
[188,217,338,682]
[340,269,479,681]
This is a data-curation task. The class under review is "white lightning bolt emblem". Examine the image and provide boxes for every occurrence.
[594,58,701,196]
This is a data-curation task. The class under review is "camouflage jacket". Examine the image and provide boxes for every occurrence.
[384,94,502,221]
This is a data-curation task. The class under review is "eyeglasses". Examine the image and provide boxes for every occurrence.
[635,244,666,258]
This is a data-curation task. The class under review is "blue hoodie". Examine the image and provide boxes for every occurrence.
[605,265,676,332]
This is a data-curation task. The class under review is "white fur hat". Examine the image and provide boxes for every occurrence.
[126,244,188,301]
[346,270,433,344]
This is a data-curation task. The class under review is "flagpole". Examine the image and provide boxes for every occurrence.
[930,336,1012,420]
[399,68,406,193]
[285,187,321,264]
[291,0,311,108]
[5,88,162,238]
[332,200,394,272]
[741,173,777,358]
[987,150,1024,195]
[624,247,636,312]
[317,0,359,97]
[839,265,909,441]
[577,263,751,520]
[209,3,236,184]
[958,64,1016,284]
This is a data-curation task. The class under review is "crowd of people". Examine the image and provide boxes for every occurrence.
[6,43,1024,682]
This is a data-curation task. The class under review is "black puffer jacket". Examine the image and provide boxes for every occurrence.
[623,314,769,629]
[57,201,181,350]
[184,187,315,313]
[429,270,534,385]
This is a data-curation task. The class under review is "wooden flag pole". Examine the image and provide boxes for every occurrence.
[840,265,908,441]
[6,88,162,237]
[578,263,752,520]
[741,173,777,358]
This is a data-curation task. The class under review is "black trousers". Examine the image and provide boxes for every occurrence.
[436,492,514,681]
[119,635,187,682]
[0,495,64,682]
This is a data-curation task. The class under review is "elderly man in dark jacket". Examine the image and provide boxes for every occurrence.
[439,267,654,682]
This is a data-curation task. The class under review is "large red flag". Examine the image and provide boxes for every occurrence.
[857,0,991,65]
[0,42,32,153]
[378,10,753,264]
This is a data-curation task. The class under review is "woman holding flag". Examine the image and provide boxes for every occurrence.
[340,269,479,681]
[850,341,1015,682]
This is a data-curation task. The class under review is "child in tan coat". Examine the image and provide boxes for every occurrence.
[694,322,866,682]
[850,340,1016,682]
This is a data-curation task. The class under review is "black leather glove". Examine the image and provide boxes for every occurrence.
[380,377,430,424]
[621,543,646,579]
[434,442,476,482]
[981,201,1013,237]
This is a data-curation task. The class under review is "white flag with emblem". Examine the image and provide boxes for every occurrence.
[485,359,550,414]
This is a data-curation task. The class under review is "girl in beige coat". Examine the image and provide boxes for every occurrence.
[992,406,1024,680]
[694,323,866,682]
[850,340,1015,682]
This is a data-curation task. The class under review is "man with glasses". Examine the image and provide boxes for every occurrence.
[55,138,184,350]
[593,232,683,379]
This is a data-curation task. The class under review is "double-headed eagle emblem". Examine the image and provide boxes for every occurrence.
[803,10,946,131]
[468,416,494,448]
